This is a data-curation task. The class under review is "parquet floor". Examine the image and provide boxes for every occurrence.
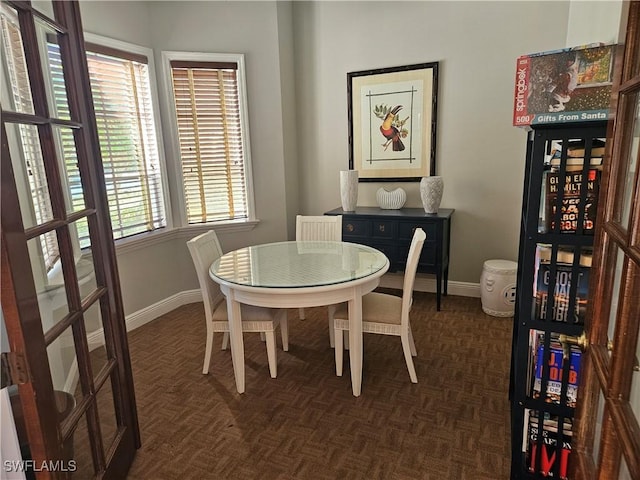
[93,290,512,479]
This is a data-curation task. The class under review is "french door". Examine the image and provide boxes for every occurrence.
[1,1,139,478]
[571,2,640,478]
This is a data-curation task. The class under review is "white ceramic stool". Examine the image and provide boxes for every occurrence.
[481,259,518,317]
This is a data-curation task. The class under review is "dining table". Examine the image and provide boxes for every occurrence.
[209,240,390,396]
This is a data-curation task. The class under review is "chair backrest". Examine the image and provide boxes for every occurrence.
[187,231,225,321]
[401,228,426,325]
[296,215,343,241]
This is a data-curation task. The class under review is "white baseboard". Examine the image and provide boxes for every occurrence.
[86,289,201,351]
[379,273,481,298]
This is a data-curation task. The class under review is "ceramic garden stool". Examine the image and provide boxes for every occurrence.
[480,259,518,317]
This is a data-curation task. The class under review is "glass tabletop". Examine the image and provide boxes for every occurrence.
[210,241,388,288]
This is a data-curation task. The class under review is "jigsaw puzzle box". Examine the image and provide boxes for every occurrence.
[513,43,616,127]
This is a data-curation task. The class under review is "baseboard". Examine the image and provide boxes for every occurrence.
[379,273,481,298]
[86,289,201,351]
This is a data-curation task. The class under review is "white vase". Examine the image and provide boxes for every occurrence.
[420,176,444,214]
[340,170,358,212]
[376,187,406,210]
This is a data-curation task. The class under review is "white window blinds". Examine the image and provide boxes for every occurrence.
[170,61,249,224]
[48,41,167,247]
[84,44,166,241]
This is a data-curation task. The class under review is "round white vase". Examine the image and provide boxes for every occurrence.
[376,187,406,210]
[420,176,444,214]
[340,170,358,211]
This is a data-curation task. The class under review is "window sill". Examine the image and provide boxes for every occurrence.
[113,220,260,255]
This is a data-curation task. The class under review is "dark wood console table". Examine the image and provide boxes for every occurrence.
[325,207,454,310]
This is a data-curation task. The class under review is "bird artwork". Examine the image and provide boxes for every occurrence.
[374,104,409,152]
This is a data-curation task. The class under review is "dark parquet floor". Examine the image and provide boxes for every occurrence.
[117,290,512,479]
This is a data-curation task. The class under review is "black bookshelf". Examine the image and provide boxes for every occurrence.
[510,121,607,479]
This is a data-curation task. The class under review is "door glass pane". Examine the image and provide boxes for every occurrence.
[70,413,94,478]
[593,391,607,466]
[617,92,639,229]
[31,0,55,19]
[619,457,633,480]
[52,125,86,214]
[631,327,640,420]
[0,4,35,115]
[96,377,120,455]
[85,304,107,382]
[6,123,54,230]
[607,249,625,359]
[35,20,71,121]
[46,325,77,394]
[27,235,69,325]
[70,219,98,302]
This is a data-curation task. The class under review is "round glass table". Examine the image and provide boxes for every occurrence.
[209,241,389,396]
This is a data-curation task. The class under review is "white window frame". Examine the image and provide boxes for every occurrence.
[161,51,257,229]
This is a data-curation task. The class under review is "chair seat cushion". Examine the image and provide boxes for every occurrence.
[334,292,402,325]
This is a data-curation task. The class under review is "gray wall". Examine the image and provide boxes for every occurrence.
[76,0,621,315]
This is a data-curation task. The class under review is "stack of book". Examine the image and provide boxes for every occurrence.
[548,138,606,172]
[525,409,573,479]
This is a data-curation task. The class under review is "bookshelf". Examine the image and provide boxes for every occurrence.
[510,121,607,479]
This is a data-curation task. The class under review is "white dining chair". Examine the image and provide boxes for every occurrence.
[295,215,343,346]
[187,230,288,377]
[331,227,426,383]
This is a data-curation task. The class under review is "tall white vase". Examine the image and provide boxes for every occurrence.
[340,170,358,212]
[420,176,444,214]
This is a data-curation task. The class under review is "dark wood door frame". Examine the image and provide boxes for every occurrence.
[572,2,640,478]
[1,1,140,477]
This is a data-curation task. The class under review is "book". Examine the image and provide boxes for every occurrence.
[532,339,581,407]
[549,156,603,172]
[565,138,606,158]
[545,169,601,234]
[513,43,616,127]
[534,245,592,324]
[526,410,573,479]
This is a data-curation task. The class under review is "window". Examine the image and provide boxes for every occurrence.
[164,53,254,224]
[48,36,167,247]
[82,40,167,243]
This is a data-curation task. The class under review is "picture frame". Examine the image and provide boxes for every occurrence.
[348,62,438,182]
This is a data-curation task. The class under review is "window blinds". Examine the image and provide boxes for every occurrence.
[47,42,166,247]
[84,46,166,241]
[170,61,248,223]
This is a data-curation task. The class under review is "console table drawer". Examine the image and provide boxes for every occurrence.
[372,220,396,239]
[398,221,437,242]
[343,219,370,237]
[396,244,437,270]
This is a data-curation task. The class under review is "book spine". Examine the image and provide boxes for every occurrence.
[533,342,581,407]
[546,169,601,234]
[535,262,590,324]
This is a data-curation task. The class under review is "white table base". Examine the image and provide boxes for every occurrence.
[219,275,383,397]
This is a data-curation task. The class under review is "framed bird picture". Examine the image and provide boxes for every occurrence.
[348,62,438,181]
